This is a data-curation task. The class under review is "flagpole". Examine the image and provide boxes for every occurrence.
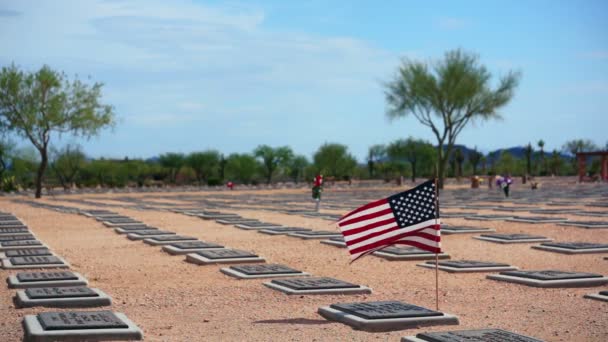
[434,175,439,311]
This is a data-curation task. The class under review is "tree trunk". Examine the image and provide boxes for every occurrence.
[35,147,48,199]
[411,161,416,183]
[436,145,445,189]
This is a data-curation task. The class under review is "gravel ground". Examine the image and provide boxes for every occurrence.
[0,187,607,342]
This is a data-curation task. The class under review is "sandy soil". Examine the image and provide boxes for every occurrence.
[0,185,607,341]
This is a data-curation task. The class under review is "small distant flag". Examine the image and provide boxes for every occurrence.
[337,179,441,262]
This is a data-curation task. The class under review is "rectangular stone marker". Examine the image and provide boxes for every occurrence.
[258,227,312,235]
[318,300,459,332]
[186,249,265,265]
[114,228,158,235]
[465,214,513,221]
[18,271,79,282]
[16,287,111,308]
[487,269,608,288]
[162,241,224,255]
[287,230,343,239]
[215,218,258,225]
[0,239,44,250]
[264,277,371,295]
[506,216,567,224]
[23,311,143,341]
[440,212,477,218]
[0,234,36,241]
[373,246,450,261]
[417,260,517,273]
[2,255,69,269]
[2,248,52,258]
[143,235,197,246]
[221,264,309,279]
[474,233,552,244]
[532,242,608,254]
[584,291,608,302]
[0,227,30,234]
[127,230,176,240]
[441,226,495,235]
[321,236,347,248]
[557,221,608,229]
[235,222,283,230]
[402,328,543,342]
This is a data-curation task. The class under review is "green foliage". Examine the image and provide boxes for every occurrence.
[253,145,293,184]
[384,49,521,188]
[0,64,115,197]
[468,147,483,175]
[524,143,533,176]
[186,150,220,184]
[1,175,17,192]
[386,137,435,182]
[158,153,185,184]
[495,151,517,175]
[50,144,86,189]
[286,154,309,183]
[367,144,386,178]
[225,153,260,184]
[0,137,14,178]
[313,143,357,179]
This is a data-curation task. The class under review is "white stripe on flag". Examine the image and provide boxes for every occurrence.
[339,212,395,231]
[338,203,391,224]
[345,218,439,250]
[344,221,399,242]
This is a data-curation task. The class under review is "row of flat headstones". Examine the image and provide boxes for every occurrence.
[2,211,143,341]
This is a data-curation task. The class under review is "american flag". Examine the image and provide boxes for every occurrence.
[337,179,441,262]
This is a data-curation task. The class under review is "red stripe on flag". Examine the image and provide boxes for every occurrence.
[338,207,393,227]
[345,223,400,245]
[392,240,442,253]
[337,198,388,222]
[341,217,397,236]
[348,226,439,255]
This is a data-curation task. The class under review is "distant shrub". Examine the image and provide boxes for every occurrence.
[207,178,221,186]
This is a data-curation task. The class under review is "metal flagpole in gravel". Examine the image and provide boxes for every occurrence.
[434,174,440,311]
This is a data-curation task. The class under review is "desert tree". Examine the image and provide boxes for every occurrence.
[385,49,520,188]
[0,64,115,197]
[387,137,434,182]
[50,144,86,190]
[537,139,546,175]
[286,154,309,183]
[562,139,598,171]
[225,153,260,184]
[313,143,357,180]
[468,147,483,175]
[253,145,293,185]
[523,143,533,181]
[367,144,386,178]
[186,150,220,185]
[158,153,185,184]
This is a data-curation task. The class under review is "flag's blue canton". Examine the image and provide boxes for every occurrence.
[387,180,438,229]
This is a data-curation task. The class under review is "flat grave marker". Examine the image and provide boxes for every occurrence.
[258,227,312,235]
[417,260,517,273]
[401,328,543,342]
[0,234,36,241]
[114,227,158,235]
[0,239,45,251]
[584,290,608,302]
[441,226,495,235]
[16,286,112,308]
[235,222,283,230]
[8,271,88,288]
[186,249,265,265]
[506,216,568,224]
[465,214,514,221]
[557,221,608,229]
[320,236,347,248]
[126,230,176,240]
[162,241,225,255]
[532,242,608,254]
[143,235,197,246]
[264,277,371,295]
[287,230,343,239]
[23,311,143,341]
[474,233,552,244]
[373,246,450,261]
[440,212,477,218]
[318,300,459,332]
[487,269,608,287]
[0,248,52,258]
[221,264,309,279]
[2,255,69,269]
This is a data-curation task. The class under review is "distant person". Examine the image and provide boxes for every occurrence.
[226,181,234,190]
[496,175,513,197]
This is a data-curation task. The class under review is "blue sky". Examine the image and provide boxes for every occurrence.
[1,0,607,160]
